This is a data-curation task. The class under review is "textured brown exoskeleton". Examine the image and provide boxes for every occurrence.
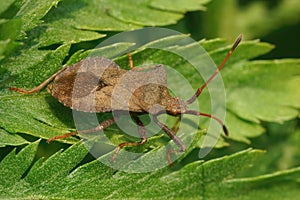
[9,35,242,161]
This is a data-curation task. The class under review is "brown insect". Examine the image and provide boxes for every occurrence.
[9,35,242,161]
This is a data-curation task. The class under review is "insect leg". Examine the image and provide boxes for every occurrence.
[126,52,165,71]
[9,66,68,94]
[111,114,147,161]
[153,115,186,166]
[127,52,134,69]
[47,118,116,143]
[153,115,186,152]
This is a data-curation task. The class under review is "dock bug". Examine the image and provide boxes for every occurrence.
[9,35,242,161]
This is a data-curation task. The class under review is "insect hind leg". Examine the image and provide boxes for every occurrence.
[47,118,116,143]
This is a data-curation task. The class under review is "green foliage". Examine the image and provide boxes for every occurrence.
[1,142,300,199]
[0,128,29,147]
[0,0,299,199]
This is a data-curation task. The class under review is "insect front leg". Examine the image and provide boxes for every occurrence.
[47,118,116,143]
[153,115,186,166]
[153,116,186,151]
[111,114,147,161]
[9,66,68,94]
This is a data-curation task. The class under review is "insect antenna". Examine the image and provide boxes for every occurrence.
[184,110,228,136]
[184,34,242,136]
[186,34,243,105]
[9,66,68,94]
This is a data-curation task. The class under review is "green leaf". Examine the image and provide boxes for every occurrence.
[150,0,210,12]
[1,145,299,199]
[0,19,22,60]
[15,0,62,33]
[0,18,22,41]
[0,140,39,188]
[42,0,140,31]
[226,59,300,123]
[0,40,9,61]
[0,0,15,15]
[32,24,106,47]
[3,44,70,87]
[0,128,29,147]
[0,141,89,198]
[0,92,76,143]
[236,120,300,177]
[223,167,300,199]
[35,0,211,46]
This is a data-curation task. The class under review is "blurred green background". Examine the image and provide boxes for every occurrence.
[169,0,300,59]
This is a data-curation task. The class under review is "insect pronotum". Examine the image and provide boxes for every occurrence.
[9,34,242,162]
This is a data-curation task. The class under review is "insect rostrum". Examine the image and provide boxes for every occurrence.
[9,35,242,162]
